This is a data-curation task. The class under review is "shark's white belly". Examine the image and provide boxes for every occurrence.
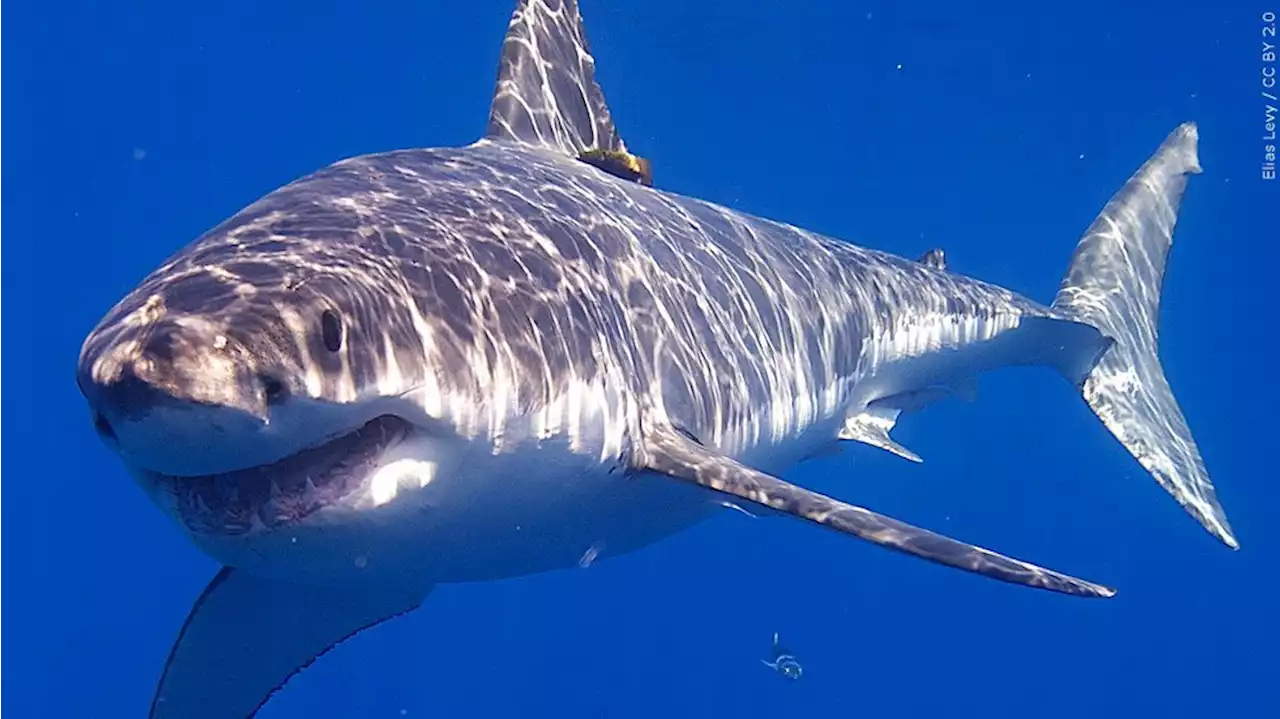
[181,438,715,589]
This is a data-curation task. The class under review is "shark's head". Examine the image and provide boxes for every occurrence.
[75,148,642,584]
[75,175,508,580]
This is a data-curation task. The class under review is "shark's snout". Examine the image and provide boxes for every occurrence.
[83,363,165,424]
[78,319,280,421]
[75,312,304,475]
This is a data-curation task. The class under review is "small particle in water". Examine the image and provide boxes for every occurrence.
[761,633,803,681]
[133,147,147,161]
[354,555,368,569]
[578,541,605,568]
[896,64,903,71]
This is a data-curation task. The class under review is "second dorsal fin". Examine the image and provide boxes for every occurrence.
[917,248,947,270]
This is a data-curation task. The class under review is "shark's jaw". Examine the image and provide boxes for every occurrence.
[142,415,414,537]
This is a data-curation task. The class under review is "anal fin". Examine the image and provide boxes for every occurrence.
[151,568,431,718]
[639,423,1114,598]
[837,406,923,463]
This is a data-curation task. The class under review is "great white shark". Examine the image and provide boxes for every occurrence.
[76,1,1236,715]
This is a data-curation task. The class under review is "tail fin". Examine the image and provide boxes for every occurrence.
[1051,123,1237,549]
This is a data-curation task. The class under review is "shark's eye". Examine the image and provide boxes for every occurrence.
[320,309,343,353]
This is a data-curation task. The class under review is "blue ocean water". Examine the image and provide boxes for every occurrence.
[5,1,1278,716]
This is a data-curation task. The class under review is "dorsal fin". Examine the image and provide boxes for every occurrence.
[485,0,626,157]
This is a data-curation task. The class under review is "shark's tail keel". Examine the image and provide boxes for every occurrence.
[1050,122,1237,549]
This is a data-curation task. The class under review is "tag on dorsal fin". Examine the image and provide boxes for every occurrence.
[578,148,654,186]
[917,248,947,270]
[485,0,628,158]
[838,405,923,463]
[636,422,1116,598]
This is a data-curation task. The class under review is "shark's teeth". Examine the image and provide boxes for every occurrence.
[164,415,410,535]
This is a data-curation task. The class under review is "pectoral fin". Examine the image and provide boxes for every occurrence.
[638,423,1115,598]
[838,406,923,463]
[150,567,431,718]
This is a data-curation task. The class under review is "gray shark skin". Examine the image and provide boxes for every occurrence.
[75,0,1233,716]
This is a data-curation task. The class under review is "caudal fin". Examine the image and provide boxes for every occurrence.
[1051,122,1236,549]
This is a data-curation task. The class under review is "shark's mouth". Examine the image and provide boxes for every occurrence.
[155,415,410,536]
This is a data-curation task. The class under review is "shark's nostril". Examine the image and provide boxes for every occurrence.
[103,368,165,420]
[260,375,289,405]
